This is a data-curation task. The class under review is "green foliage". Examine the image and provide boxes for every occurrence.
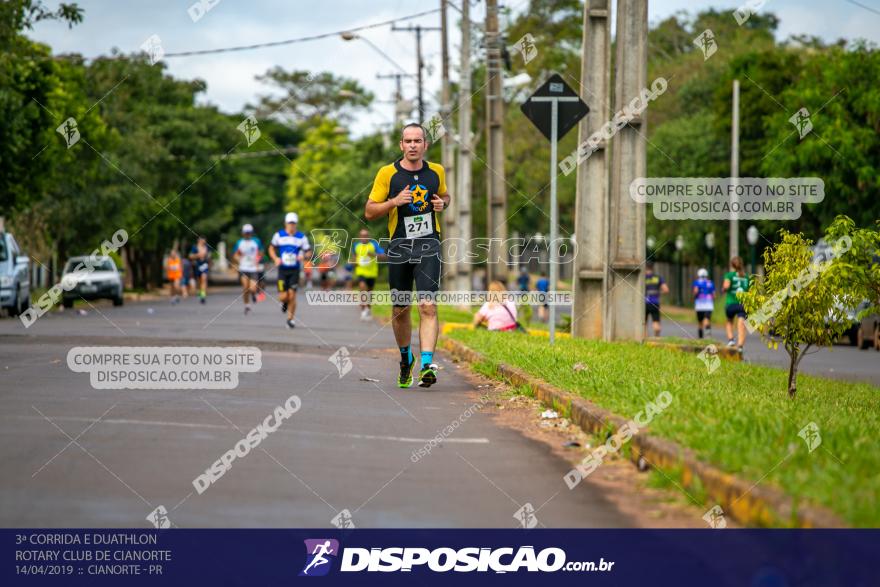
[254,69,373,126]
[824,215,880,315]
[286,118,356,234]
[740,228,851,397]
[0,0,82,47]
[761,44,880,231]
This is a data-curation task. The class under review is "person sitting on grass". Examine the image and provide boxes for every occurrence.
[473,281,519,332]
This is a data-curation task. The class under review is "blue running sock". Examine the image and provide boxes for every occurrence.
[399,346,412,364]
[421,350,433,368]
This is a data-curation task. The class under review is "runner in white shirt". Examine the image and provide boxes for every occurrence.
[233,224,263,315]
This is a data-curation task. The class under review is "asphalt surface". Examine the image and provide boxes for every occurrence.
[0,288,632,528]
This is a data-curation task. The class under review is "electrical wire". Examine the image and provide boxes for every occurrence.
[163,7,441,58]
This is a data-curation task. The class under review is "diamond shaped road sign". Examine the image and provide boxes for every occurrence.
[520,73,589,141]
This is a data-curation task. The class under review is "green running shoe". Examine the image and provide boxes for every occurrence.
[398,355,415,388]
[418,363,438,388]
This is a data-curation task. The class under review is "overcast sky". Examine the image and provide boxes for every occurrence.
[27,0,880,135]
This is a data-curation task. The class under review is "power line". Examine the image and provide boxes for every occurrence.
[163,8,441,58]
[844,0,880,17]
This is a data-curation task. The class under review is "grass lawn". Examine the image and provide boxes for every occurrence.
[370,302,547,329]
[370,303,476,325]
[448,328,880,527]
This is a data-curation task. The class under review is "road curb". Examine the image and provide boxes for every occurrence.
[441,336,846,528]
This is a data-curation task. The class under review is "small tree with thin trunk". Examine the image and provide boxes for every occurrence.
[740,229,853,398]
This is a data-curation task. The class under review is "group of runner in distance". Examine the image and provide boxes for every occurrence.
[165,123,447,389]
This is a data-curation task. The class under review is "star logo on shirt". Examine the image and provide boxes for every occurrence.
[409,184,430,212]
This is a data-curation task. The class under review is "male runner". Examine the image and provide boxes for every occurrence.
[189,237,210,304]
[269,212,310,329]
[233,224,263,315]
[365,123,450,388]
[644,262,670,337]
[352,228,385,320]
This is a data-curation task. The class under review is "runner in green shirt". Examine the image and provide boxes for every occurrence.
[722,256,751,353]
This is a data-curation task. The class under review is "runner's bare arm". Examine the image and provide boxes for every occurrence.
[365,187,412,220]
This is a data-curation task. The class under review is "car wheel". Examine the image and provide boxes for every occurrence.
[7,291,20,317]
[875,325,880,352]
[62,298,74,309]
[857,327,870,350]
[113,295,123,307]
[847,325,859,347]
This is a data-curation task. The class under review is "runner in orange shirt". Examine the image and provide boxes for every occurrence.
[165,249,184,305]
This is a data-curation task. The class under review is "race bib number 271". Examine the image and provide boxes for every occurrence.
[404,214,433,238]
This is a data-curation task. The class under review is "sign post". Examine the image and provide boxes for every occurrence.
[521,74,588,344]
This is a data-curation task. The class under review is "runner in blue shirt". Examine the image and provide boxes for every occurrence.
[516,266,530,292]
[188,237,210,304]
[536,272,550,322]
[692,268,715,339]
[269,212,310,329]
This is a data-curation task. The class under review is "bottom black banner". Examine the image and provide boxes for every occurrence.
[5,529,875,586]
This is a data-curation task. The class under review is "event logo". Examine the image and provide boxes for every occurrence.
[409,184,430,213]
[300,539,339,576]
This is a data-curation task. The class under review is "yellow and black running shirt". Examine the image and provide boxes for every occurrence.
[368,159,447,240]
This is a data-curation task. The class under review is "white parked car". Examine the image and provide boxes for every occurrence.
[0,231,30,316]
[61,256,124,308]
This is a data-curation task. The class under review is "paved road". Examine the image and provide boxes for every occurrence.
[0,289,634,528]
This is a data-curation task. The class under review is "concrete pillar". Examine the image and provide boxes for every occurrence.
[607,0,647,341]
[571,0,611,340]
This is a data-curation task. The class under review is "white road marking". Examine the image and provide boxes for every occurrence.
[5,415,490,445]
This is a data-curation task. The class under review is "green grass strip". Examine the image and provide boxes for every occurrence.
[448,328,880,526]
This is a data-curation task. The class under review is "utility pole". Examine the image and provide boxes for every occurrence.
[485,0,508,285]
[730,79,740,259]
[377,73,406,127]
[606,0,647,341]
[571,0,611,340]
[392,24,440,123]
[455,0,473,294]
[440,0,458,290]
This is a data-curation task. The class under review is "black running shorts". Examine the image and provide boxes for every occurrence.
[386,239,441,307]
[277,267,300,292]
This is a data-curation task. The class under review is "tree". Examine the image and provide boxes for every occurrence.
[253,69,372,126]
[0,0,82,48]
[824,215,880,316]
[740,229,853,398]
[285,118,352,235]
[761,43,880,233]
